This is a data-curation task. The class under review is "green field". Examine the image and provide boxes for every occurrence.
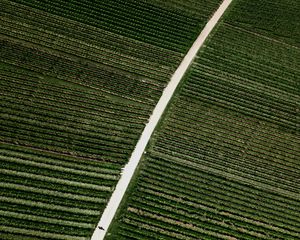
[106,0,300,239]
[0,0,224,239]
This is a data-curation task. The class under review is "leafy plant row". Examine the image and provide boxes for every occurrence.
[129,188,297,240]
[2,1,183,67]
[173,97,299,149]
[154,139,299,195]
[0,40,163,104]
[141,164,300,225]
[1,17,173,82]
[136,175,299,236]
[162,113,300,172]
[146,155,299,212]
[9,0,205,52]
[0,144,121,171]
[0,77,150,124]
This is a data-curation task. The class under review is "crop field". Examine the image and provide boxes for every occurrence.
[0,0,225,239]
[4,0,223,53]
[106,0,300,239]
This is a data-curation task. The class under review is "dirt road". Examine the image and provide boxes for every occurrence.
[91,0,233,239]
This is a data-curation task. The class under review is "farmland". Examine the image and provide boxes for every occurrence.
[106,0,300,239]
[0,0,224,239]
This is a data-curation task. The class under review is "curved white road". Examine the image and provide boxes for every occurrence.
[91,0,232,239]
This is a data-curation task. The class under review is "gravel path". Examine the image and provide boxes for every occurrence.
[91,0,233,239]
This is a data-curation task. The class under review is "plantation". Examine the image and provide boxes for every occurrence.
[106,0,300,239]
[0,0,225,239]
[5,0,223,53]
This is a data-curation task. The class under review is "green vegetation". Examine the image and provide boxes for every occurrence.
[6,0,222,53]
[0,143,119,239]
[107,0,300,239]
[225,0,300,47]
[0,0,224,239]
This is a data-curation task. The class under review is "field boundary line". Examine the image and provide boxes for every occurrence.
[91,1,233,239]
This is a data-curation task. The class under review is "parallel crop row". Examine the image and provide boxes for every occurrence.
[1,0,224,238]
[8,0,212,53]
[184,24,299,131]
[0,64,148,162]
[108,0,300,239]
[152,102,300,193]
[0,144,120,238]
[1,0,182,67]
[0,18,172,82]
[1,0,220,237]
[0,39,164,105]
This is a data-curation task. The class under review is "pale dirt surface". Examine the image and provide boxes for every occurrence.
[91,1,232,239]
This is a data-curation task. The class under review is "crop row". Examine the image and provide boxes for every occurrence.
[0,147,119,197]
[0,117,135,162]
[0,54,155,108]
[187,70,296,116]
[129,190,296,240]
[112,163,299,239]
[153,115,299,191]
[0,144,121,173]
[1,0,183,67]
[140,162,299,221]
[119,218,192,240]
[0,60,153,109]
[2,112,134,146]
[121,192,292,240]
[141,162,300,224]
[1,104,139,162]
[0,75,151,123]
[209,25,299,69]
[146,155,300,210]
[124,210,236,240]
[0,0,222,238]
[0,40,163,104]
[0,198,98,224]
[9,0,205,52]
[224,0,299,47]
[0,226,89,240]
[199,49,298,95]
[161,112,300,171]
[149,0,224,18]
[0,155,117,184]
[0,86,149,126]
[108,1,300,239]
[131,177,299,238]
[0,183,107,211]
[1,166,112,195]
[122,107,299,238]
[0,141,120,237]
[4,67,155,112]
[0,17,173,82]
[136,178,298,231]
[1,106,140,163]
[193,24,299,93]
[1,95,144,135]
[0,59,155,162]
[31,0,193,41]
[164,119,299,164]
[1,213,91,237]
[181,87,298,132]
[127,199,276,240]
[157,130,297,175]
[1,125,129,163]
[174,96,299,149]
[154,141,299,196]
